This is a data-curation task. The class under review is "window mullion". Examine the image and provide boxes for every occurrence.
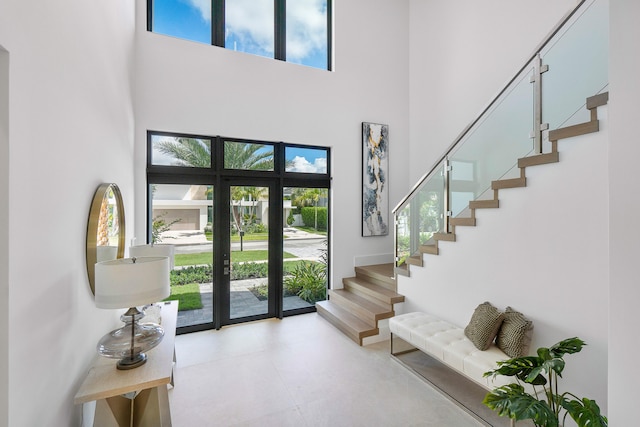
[213,0,225,47]
[274,0,286,61]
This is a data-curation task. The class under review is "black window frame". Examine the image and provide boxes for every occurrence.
[147,0,333,71]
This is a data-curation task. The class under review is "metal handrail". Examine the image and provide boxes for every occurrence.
[392,0,586,214]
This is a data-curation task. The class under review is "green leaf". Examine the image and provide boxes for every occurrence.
[549,337,586,358]
[562,398,608,427]
[485,356,547,386]
[543,358,565,378]
[483,384,558,426]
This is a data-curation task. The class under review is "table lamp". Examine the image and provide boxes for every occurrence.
[94,256,170,370]
[129,244,175,269]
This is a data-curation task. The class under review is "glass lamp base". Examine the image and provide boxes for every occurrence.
[97,307,165,369]
[117,352,147,370]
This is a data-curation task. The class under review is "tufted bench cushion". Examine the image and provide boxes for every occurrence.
[390,312,511,389]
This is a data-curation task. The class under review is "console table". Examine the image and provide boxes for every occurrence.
[75,300,178,427]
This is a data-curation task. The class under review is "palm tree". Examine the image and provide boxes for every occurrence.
[223,141,273,170]
[156,138,211,167]
[155,138,274,171]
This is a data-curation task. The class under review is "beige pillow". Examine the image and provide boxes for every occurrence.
[464,302,504,351]
[496,306,534,358]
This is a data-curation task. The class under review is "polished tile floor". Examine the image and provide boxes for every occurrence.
[169,313,484,427]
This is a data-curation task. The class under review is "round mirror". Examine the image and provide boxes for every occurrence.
[86,183,125,294]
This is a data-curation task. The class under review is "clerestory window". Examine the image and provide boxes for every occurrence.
[148,0,332,71]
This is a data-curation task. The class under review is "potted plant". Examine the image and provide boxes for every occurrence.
[483,337,607,427]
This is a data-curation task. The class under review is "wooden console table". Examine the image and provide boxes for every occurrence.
[75,300,178,427]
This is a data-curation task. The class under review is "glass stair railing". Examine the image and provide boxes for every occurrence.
[393,0,608,276]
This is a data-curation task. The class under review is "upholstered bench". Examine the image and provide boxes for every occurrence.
[389,304,533,390]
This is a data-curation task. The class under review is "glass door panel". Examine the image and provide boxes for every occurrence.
[283,187,328,312]
[150,183,214,328]
[229,185,271,319]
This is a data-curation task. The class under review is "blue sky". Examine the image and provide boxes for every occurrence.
[285,147,327,173]
[153,0,327,70]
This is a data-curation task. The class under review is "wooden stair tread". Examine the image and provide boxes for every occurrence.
[419,244,439,255]
[469,199,499,209]
[406,254,423,266]
[518,152,559,168]
[548,120,599,142]
[450,217,476,227]
[587,92,609,110]
[492,176,526,190]
[343,277,405,304]
[433,232,456,242]
[330,289,393,319]
[316,300,378,345]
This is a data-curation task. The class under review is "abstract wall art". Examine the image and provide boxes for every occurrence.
[362,122,389,236]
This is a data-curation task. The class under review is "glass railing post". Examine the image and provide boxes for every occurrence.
[530,53,549,154]
[444,158,451,233]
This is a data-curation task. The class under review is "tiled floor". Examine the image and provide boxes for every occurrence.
[169,313,484,426]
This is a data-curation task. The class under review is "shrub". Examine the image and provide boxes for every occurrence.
[230,262,267,280]
[170,265,213,286]
[284,261,327,304]
[300,207,327,230]
[244,222,266,234]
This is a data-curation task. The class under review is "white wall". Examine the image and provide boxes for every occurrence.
[408,0,577,184]
[134,0,410,284]
[0,45,9,427]
[0,0,136,425]
[608,0,640,424]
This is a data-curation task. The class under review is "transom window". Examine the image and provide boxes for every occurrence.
[148,0,332,70]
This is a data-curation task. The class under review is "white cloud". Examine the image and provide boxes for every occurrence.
[287,0,327,60]
[226,0,275,54]
[288,156,327,173]
[185,0,211,23]
[185,0,327,60]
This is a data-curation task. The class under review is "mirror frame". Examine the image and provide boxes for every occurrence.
[86,183,126,294]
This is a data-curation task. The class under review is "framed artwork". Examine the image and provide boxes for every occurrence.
[362,122,389,236]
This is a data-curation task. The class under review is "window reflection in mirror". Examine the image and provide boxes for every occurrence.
[86,183,125,294]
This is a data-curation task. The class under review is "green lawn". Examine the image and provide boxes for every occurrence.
[164,283,203,311]
[175,250,296,266]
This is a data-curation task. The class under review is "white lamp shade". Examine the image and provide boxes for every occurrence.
[95,257,170,309]
[129,244,175,269]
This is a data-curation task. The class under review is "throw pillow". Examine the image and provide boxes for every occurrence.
[496,306,534,358]
[464,302,504,351]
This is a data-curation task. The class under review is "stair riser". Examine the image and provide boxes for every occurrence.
[316,305,362,344]
[329,290,392,325]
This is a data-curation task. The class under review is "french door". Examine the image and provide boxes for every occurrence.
[146,132,331,334]
[219,179,280,325]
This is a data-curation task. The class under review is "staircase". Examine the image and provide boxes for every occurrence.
[402,92,608,273]
[316,263,404,345]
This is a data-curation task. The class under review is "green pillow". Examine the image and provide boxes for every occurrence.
[464,302,504,351]
[496,306,534,358]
